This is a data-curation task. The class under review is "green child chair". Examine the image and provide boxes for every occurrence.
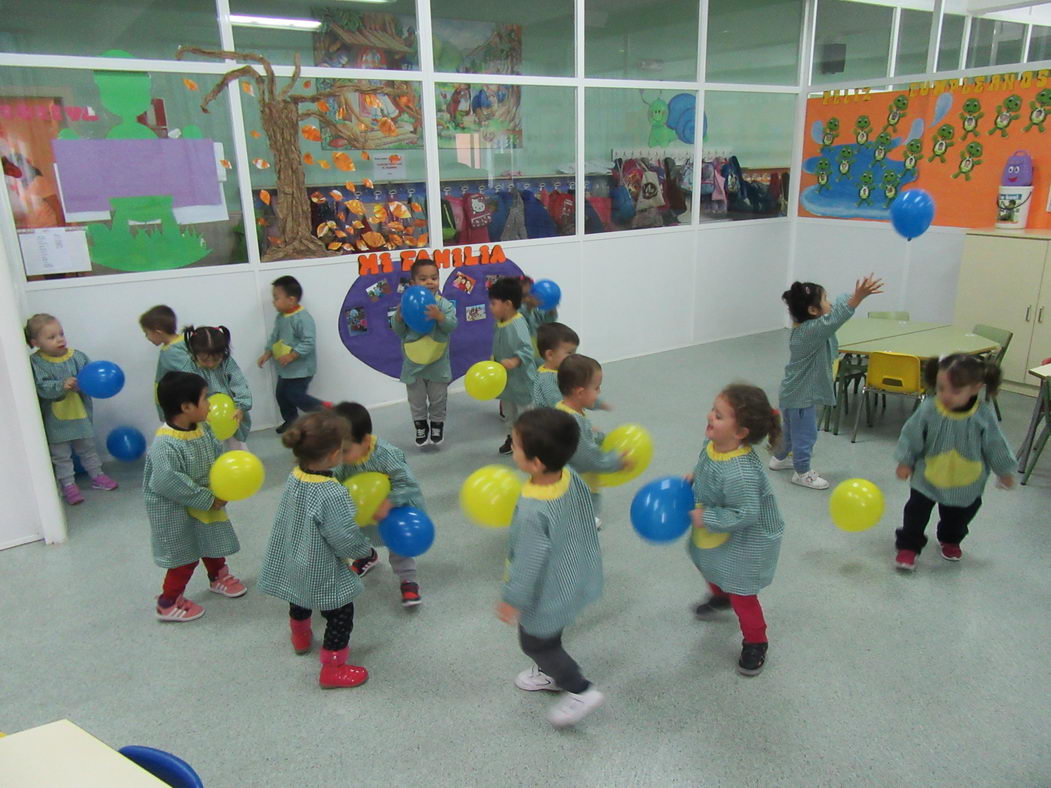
[973,324,1012,421]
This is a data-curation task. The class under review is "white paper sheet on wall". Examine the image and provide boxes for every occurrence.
[17,227,92,276]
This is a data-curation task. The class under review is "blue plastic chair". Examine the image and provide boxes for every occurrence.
[119,746,204,788]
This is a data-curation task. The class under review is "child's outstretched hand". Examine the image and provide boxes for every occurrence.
[683,472,694,484]
[896,464,912,480]
[619,452,634,472]
[496,601,519,624]
[256,351,272,368]
[211,497,227,510]
[848,273,885,308]
[996,474,1015,490]
[276,351,298,367]
[690,508,705,529]
[233,409,244,424]
[63,377,78,391]
[424,303,444,322]
[373,498,393,523]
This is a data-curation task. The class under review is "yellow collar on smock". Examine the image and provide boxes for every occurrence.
[706,442,751,461]
[522,469,571,500]
[39,349,74,362]
[935,397,980,420]
[156,425,203,440]
[496,313,524,328]
[293,466,333,483]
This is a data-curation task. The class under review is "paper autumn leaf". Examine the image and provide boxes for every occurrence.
[329,189,344,200]
[301,126,322,142]
[303,152,315,165]
[319,160,331,169]
[250,130,261,138]
[310,191,326,204]
[343,242,355,251]
[389,234,403,245]
[183,78,199,91]
[316,100,331,113]
[389,202,411,220]
[388,221,405,232]
[327,241,342,251]
[333,152,355,171]
[219,159,232,169]
[352,220,365,229]
[259,189,271,205]
[363,178,374,189]
[411,202,423,212]
[378,117,398,136]
[347,200,366,215]
[361,151,371,160]
[344,181,357,192]
[363,231,385,247]
[363,94,381,109]
[415,233,429,247]
[241,81,254,96]
[251,158,270,169]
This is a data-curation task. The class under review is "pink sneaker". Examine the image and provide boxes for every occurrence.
[62,484,84,505]
[90,474,118,491]
[156,595,205,622]
[208,566,247,598]
[939,542,963,561]
[895,549,917,571]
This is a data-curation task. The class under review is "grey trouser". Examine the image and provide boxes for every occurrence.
[406,379,448,422]
[50,438,101,485]
[389,551,417,582]
[501,400,530,432]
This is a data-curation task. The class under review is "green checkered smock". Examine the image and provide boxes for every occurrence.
[492,313,537,406]
[265,307,317,379]
[554,401,621,498]
[259,467,374,611]
[687,442,785,596]
[30,349,94,444]
[193,357,253,442]
[778,294,854,408]
[391,295,458,384]
[503,469,601,638]
[143,424,240,568]
[531,366,560,409]
[153,338,194,420]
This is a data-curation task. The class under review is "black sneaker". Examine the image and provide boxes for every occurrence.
[692,595,732,619]
[414,420,429,447]
[400,581,422,608]
[430,421,444,446]
[351,549,380,577]
[737,641,768,676]
[276,421,293,434]
[498,435,513,455]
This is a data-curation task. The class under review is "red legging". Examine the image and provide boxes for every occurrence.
[162,557,227,600]
[708,582,767,643]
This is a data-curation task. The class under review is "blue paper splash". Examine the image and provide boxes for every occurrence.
[801,138,919,220]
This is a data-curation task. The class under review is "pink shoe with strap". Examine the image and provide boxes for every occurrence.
[90,474,118,491]
[62,484,84,505]
[208,566,247,598]
[156,595,205,622]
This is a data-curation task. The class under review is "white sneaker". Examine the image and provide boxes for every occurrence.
[791,470,830,490]
[515,665,560,692]
[595,516,603,531]
[547,687,605,728]
[768,455,794,471]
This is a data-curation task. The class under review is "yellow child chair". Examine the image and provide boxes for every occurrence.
[851,352,926,442]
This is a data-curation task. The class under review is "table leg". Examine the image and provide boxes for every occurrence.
[1017,379,1049,474]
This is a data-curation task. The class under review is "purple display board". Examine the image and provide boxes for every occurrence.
[338,259,524,380]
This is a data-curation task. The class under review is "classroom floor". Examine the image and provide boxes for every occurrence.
[4,330,1050,786]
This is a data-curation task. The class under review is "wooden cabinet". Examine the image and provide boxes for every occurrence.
[955,230,1051,385]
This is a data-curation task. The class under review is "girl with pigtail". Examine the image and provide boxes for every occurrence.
[184,325,253,450]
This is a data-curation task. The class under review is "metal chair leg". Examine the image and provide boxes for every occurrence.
[1022,426,1049,485]
[851,390,866,442]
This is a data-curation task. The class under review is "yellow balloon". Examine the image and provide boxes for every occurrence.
[460,465,522,528]
[692,525,730,549]
[209,450,265,501]
[597,424,653,487]
[207,393,238,440]
[343,472,391,525]
[829,478,885,532]
[465,361,507,401]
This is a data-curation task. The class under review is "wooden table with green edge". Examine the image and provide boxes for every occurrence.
[835,317,948,347]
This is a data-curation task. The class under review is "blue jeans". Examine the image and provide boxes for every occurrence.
[276,376,323,424]
[776,405,818,473]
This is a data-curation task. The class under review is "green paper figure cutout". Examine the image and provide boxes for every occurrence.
[952,141,983,180]
[988,94,1022,137]
[872,131,892,165]
[836,146,856,180]
[884,95,908,133]
[815,158,832,192]
[928,123,955,163]
[902,138,922,178]
[857,170,875,207]
[854,115,873,147]
[646,98,678,147]
[882,170,901,208]
[820,118,840,153]
[1024,89,1051,133]
[959,98,984,140]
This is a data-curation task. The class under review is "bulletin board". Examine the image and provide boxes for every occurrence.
[799,70,1051,229]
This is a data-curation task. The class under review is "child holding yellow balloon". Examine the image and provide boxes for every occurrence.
[687,384,784,677]
[144,372,247,623]
[184,325,253,451]
[333,402,427,608]
[489,277,537,455]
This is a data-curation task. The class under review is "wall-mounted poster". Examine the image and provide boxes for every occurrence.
[435,83,522,150]
[315,79,422,151]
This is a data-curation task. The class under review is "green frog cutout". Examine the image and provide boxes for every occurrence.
[872,131,892,166]
[959,98,984,140]
[854,115,873,147]
[988,94,1022,138]
[927,124,955,163]
[884,95,908,133]
[815,158,832,192]
[1024,89,1051,133]
[836,146,857,180]
[820,118,841,153]
[902,138,922,176]
[952,141,983,181]
[857,171,875,207]
[881,170,901,208]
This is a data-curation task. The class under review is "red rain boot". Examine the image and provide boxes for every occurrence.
[318,647,368,689]
[290,618,313,654]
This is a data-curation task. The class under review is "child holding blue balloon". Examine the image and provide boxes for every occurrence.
[392,259,458,447]
[770,274,884,490]
[497,408,606,729]
[333,401,426,608]
[490,277,538,455]
[260,409,377,689]
[688,384,784,677]
[184,325,253,450]
[518,277,559,357]
[25,313,118,505]
[145,372,246,623]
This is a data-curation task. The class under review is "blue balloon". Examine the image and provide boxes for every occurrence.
[401,286,436,334]
[77,360,125,399]
[889,189,935,241]
[531,279,561,311]
[630,476,695,544]
[379,506,435,557]
[106,426,146,462]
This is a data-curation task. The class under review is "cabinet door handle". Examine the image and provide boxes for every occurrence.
[1026,305,1032,322]
[1040,306,1046,324]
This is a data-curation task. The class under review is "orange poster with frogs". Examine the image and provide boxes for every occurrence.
[798,70,1051,229]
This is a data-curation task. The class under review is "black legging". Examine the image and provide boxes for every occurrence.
[289,602,355,651]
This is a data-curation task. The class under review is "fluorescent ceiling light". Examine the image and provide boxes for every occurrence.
[229,14,322,31]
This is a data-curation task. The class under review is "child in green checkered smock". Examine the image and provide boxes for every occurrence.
[688,384,785,677]
[184,325,253,449]
[497,408,606,729]
[139,305,193,422]
[771,275,883,490]
[391,260,458,448]
[893,354,1016,572]
[260,410,377,689]
[519,276,558,360]
[25,314,118,506]
[532,322,578,409]
[554,355,628,526]
[490,277,538,455]
[145,371,247,624]
[333,402,426,608]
